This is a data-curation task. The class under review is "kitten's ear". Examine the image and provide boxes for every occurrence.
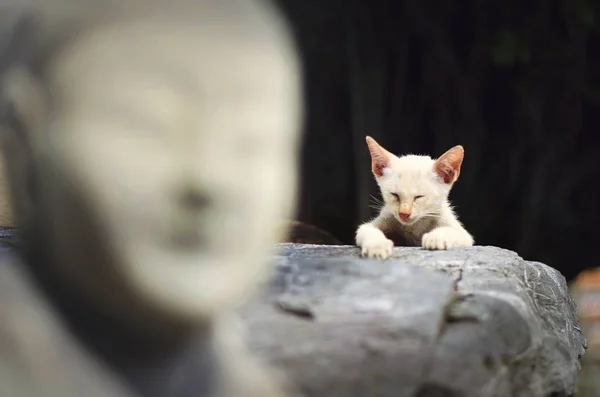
[434,145,464,184]
[365,136,392,177]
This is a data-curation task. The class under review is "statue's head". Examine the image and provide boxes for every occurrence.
[0,0,302,333]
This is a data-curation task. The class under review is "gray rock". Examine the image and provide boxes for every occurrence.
[240,244,586,397]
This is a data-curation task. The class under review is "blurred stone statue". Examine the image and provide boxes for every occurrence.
[0,0,302,396]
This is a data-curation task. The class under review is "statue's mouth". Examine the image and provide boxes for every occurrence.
[166,228,204,251]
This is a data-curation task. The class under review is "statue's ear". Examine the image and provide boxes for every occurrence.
[0,9,38,77]
[0,10,43,228]
[0,9,45,139]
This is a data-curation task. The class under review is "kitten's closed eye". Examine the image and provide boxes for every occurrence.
[415,195,425,200]
[391,193,400,200]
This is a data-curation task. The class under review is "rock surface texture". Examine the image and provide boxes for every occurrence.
[240,244,587,397]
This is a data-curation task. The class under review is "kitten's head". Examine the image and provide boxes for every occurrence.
[0,0,302,332]
[365,136,464,225]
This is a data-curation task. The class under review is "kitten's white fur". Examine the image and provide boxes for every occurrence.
[356,136,473,259]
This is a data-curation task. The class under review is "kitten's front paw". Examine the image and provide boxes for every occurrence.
[422,228,473,250]
[360,238,394,259]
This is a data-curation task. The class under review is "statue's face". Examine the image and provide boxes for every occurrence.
[37,15,301,324]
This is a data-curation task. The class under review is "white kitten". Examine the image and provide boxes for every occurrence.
[356,136,474,259]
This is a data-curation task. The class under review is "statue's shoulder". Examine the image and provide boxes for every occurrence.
[0,254,133,397]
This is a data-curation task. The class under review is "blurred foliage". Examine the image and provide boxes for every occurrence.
[490,30,530,66]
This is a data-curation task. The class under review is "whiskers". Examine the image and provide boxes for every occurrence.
[417,210,442,221]
[369,195,385,211]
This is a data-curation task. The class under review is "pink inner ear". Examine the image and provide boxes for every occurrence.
[372,160,386,177]
[365,136,390,177]
[434,145,464,184]
[435,162,455,184]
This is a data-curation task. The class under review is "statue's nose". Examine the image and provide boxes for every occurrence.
[177,187,211,213]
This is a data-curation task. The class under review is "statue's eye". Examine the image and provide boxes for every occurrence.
[415,195,425,200]
[391,193,400,200]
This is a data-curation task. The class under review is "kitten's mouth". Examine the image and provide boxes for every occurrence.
[397,216,417,225]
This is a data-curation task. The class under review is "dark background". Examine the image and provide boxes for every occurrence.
[276,0,600,281]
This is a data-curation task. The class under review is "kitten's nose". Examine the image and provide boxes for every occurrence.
[399,212,411,221]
